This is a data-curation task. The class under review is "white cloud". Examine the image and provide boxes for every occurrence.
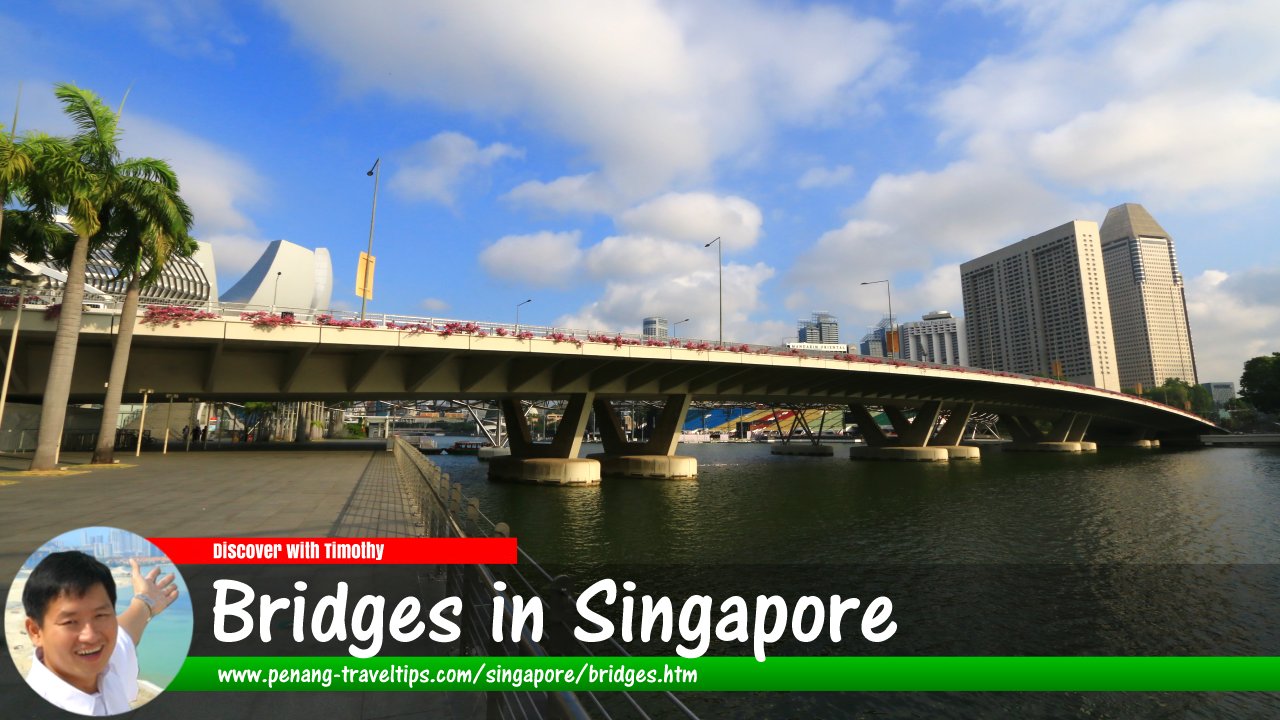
[390,131,522,206]
[1185,269,1280,383]
[617,192,762,250]
[270,0,901,200]
[1030,92,1280,208]
[583,235,707,280]
[503,173,621,215]
[797,164,853,189]
[123,115,264,236]
[556,261,777,343]
[478,231,583,288]
[420,297,449,312]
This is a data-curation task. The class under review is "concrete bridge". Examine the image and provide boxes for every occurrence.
[1,307,1223,482]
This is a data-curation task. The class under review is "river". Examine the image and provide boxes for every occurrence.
[429,441,1280,718]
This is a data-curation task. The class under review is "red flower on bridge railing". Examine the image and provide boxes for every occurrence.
[44,304,62,321]
[142,305,220,328]
[436,321,487,338]
[385,321,435,334]
[240,311,298,329]
[546,331,583,347]
[315,314,378,329]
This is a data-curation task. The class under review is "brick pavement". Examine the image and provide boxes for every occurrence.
[0,445,480,720]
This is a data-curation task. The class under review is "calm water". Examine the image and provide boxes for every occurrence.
[428,441,1280,718]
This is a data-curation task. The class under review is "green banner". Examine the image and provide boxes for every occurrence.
[168,656,1280,692]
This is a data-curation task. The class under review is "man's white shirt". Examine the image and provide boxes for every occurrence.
[26,628,139,716]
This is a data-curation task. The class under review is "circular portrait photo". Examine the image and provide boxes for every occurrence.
[5,527,192,716]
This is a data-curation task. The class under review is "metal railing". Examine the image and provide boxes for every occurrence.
[393,437,700,720]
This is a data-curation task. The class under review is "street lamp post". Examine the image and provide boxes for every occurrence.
[360,158,381,321]
[672,318,690,337]
[515,298,532,335]
[704,236,722,346]
[0,281,35,434]
[272,271,282,314]
[860,280,894,357]
[135,389,153,457]
[163,393,178,454]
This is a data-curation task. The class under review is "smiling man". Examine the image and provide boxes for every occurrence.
[21,551,179,716]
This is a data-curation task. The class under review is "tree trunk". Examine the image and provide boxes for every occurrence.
[30,232,90,469]
[92,276,141,464]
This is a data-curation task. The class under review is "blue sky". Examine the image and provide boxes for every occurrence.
[2,0,1277,383]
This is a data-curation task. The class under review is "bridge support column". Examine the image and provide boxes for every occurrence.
[928,403,980,460]
[587,395,697,479]
[770,407,835,456]
[1001,413,1086,453]
[489,394,601,485]
[849,403,950,462]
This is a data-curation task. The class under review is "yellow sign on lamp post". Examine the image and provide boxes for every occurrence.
[356,251,375,301]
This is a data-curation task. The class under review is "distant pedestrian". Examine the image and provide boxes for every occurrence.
[181,425,189,441]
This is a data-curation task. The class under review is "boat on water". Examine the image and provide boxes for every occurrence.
[419,440,490,456]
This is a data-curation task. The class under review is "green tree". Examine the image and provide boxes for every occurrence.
[1239,352,1280,414]
[21,83,193,469]
[91,189,196,464]
[0,88,34,261]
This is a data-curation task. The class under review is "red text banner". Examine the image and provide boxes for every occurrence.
[150,537,517,565]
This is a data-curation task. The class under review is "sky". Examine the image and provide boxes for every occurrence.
[1,0,1277,384]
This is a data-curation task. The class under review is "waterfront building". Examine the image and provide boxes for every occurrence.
[642,316,669,338]
[797,311,839,344]
[1099,203,1198,389]
[961,220,1120,390]
[898,311,968,366]
[9,218,219,305]
[220,239,333,312]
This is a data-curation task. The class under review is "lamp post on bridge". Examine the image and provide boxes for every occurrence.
[861,279,895,358]
[704,236,722,346]
[359,158,381,321]
[515,298,532,335]
[672,318,690,337]
[163,393,178,454]
[272,271,282,314]
[135,389,153,457]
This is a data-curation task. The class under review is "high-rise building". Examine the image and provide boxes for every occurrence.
[1201,381,1235,407]
[642,317,668,338]
[898,311,968,366]
[797,311,839,344]
[961,220,1120,390]
[1099,203,1197,389]
[859,316,893,358]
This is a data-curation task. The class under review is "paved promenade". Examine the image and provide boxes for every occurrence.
[0,444,479,720]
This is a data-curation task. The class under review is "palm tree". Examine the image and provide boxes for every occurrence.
[91,191,196,464]
[28,83,193,470]
[0,87,33,260]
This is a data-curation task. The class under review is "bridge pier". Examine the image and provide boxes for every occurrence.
[769,406,835,456]
[586,395,697,479]
[847,403,950,462]
[930,403,980,460]
[1000,413,1096,453]
[489,393,601,484]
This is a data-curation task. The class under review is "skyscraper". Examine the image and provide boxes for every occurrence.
[797,311,839,344]
[1099,203,1197,389]
[961,220,1120,390]
[642,317,669,339]
[898,311,968,366]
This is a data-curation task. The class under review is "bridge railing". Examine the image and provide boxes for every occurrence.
[392,437,700,720]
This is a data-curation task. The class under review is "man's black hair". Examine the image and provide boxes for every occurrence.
[22,551,117,626]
